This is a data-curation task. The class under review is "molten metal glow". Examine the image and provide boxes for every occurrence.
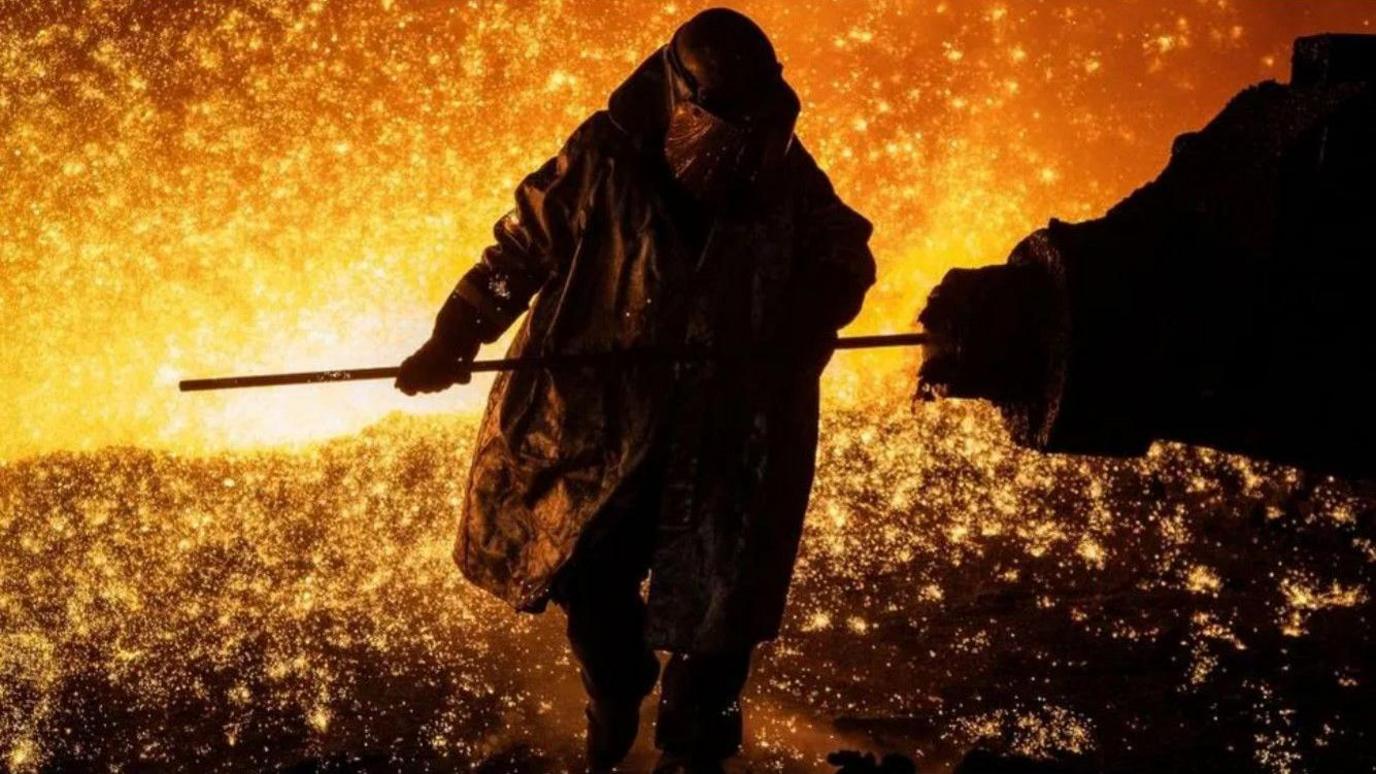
[4,1,1371,459]
[2,3,1374,772]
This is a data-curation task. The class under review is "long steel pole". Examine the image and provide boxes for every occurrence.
[177,332,928,392]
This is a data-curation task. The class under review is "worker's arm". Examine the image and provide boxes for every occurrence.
[785,143,876,369]
[397,122,599,395]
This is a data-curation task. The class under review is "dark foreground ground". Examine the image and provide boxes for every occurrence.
[1,402,1373,772]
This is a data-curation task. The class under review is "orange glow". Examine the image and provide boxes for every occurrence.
[2,2,1371,459]
[4,7,1376,769]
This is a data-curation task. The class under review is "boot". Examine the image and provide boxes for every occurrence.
[653,650,751,770]
[584,651,660,772]
[585,696,642,772]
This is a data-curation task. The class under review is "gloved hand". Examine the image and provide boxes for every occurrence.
[793,328,839,375]
[778,263,860,376]
[396,290,489,396]
[395,330,480,396]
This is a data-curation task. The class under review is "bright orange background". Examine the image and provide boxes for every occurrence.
[2,1,1371,459]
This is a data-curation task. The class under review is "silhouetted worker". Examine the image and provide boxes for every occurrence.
[396,9,874,772]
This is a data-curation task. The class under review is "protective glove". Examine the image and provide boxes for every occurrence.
[395,296,483,396]
[790,328,839,376]
[777,263,863,375]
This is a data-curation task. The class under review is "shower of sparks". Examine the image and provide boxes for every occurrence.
[3,406,1373,770]
[1,0,1370,459]
[2,1,1375,772]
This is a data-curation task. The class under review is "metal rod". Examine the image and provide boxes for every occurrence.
[178,332,929,392]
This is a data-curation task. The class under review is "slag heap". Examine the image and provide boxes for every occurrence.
[918,34,1376,478]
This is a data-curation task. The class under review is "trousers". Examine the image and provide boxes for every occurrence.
[550,474,754,761]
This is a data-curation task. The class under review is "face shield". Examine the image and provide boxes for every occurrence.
[662,41,800,203]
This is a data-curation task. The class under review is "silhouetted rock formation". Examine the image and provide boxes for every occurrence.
[918,34,1376,478]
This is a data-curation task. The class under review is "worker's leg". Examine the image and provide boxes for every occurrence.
[654,647,754,767]
[551,511,660,770]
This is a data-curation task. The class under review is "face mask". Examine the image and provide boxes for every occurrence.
[664,100,752,202]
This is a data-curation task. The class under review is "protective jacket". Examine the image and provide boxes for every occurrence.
[451,50,875,652]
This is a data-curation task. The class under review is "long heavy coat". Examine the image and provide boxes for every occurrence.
[451,51,875,652]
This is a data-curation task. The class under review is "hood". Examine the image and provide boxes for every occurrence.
[607,47,673,148]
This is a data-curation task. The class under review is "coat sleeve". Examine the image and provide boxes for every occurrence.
[436,122,601,344]
[793,143,877,332]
